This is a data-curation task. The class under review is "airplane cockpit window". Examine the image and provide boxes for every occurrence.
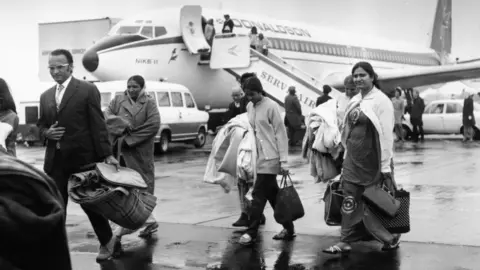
[155,26,167,37]
[140,26,153,38]
[116,26,141,35]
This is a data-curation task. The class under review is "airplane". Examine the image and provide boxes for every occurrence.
[81,0,480,118]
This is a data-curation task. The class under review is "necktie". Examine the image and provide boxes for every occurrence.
[56,84,64,110]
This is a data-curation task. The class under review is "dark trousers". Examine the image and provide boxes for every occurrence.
[411,117,424,141]
[246,174,294,237]
[49,151,113,246]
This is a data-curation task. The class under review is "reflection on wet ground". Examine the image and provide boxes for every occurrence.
[16,137,480,269]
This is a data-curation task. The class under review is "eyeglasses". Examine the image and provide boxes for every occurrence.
[48,64,70,71]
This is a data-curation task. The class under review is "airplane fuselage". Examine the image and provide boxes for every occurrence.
[83,7,442,110]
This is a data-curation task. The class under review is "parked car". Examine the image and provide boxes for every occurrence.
[98,81,209,153]
[402,99,480,139]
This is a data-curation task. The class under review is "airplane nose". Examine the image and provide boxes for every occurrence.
[82,49,99,72]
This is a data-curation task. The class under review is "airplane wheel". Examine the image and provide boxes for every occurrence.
[194,128,206,148]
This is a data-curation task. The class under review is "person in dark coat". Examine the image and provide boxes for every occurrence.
[0,149,71,270]
[284,86,303,146]
[316,85,333,106]
[222,14,234,33]
[105,75,161,241]
[410,90,425,142]
[404,88,413,114]
[462,93,475,141]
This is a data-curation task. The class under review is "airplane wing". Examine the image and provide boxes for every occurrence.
[329,62,480,96]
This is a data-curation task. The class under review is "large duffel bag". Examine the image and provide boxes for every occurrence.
[68,164,157,230]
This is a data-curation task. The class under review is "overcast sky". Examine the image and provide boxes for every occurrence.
[1,0,480,92]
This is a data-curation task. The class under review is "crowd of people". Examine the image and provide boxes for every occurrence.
[0,36,477,268]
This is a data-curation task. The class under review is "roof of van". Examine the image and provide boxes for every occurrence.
[94,80,189,92]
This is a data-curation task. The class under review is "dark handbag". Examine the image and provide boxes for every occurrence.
[369,189,410,234]
[362,175,401,218]
[322,180,343,226]
[273,173,305,224]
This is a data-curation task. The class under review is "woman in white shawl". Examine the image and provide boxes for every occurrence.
[323,62,400,254]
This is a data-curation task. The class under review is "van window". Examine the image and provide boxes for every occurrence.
[100,92,112,108]
[148,91,157,105]
[171,92,183,107]
[25,106,39,124]
[184,93,195,108]
[157,91,171,107]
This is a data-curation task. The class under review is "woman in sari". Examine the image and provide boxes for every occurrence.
[323,62,400,254]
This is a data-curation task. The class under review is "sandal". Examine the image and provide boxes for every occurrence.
[272,229,296,241]
[238,233,256,246]
[382,235,401,251]
[322,243,352,254]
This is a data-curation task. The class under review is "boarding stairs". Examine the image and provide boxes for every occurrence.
[180,5,341,116]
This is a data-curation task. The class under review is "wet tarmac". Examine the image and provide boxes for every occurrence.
[16,136,480,270]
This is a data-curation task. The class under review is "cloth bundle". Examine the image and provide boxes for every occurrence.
[302,100,342,183]
[204,113,257,192]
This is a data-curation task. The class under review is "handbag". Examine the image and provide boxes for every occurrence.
[362,174,401,218]
[273,173,305,224]
[322,180,343,226]
[363,184,400,218]
[369,189,410,234]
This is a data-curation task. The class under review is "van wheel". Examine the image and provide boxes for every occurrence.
[194,128,207,148]
[157,132,170,153]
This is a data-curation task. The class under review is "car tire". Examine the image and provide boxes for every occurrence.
[402,125,412,141]
[157,132,170,153]
[194,128,207,148]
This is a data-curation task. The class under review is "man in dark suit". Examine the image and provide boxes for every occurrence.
[316,85,333,107]
[222,14,234,33]
[37,49,120,262]
[284,86,303,145]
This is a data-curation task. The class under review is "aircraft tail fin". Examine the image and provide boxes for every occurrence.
[430,0,452,64]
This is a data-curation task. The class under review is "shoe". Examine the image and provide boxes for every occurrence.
[232,213,249,227]
[322,242,352,254]
[272,229,296,241]
[96,236,119,262]
[138,222,159,238]
[238,233,256,246]
[382,234,401,251]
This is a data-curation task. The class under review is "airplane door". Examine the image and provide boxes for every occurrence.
[422,103,445,134]
[180,5,210,54]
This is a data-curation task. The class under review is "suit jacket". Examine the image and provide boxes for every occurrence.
[284,94,303,129]
[37,77,112,174]
[316,95,332,107]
